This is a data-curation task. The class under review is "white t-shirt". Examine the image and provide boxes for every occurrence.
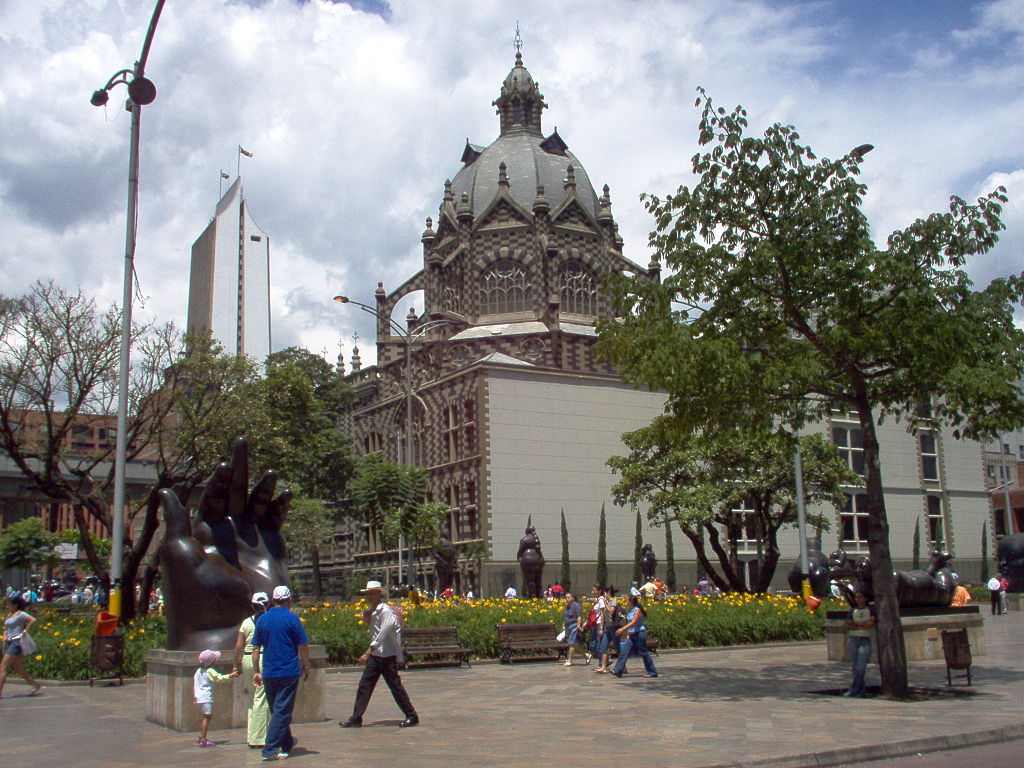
[988,577,1002,591]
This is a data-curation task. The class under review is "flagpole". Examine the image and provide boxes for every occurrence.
[237,146,241,178]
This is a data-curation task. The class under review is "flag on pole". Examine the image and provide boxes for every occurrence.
[239,146,253,158]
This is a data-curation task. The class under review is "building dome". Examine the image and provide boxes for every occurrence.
[448,53,600,219]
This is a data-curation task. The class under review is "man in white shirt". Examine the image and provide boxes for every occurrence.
[339,581,418,729]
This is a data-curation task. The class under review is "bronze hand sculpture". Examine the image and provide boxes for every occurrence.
[159,438,291,650]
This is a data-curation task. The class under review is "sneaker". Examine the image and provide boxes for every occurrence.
[562,661,572,667]
[198,739,216,748]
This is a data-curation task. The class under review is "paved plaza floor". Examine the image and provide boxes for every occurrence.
[3,610,1023,768]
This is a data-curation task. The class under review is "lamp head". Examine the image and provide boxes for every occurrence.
[333,296,350,304]
[90,89,110,107]
[850,143,874,160]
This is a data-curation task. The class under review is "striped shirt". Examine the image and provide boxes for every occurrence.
[368,602,403,658]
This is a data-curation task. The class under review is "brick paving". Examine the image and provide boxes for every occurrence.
[3,610,1023,768]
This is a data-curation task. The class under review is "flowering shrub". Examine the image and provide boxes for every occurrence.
[22,594,825,679]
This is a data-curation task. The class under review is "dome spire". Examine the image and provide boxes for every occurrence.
[493,26,547,136]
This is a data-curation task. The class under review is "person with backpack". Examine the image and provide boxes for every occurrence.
[339,580,418,729]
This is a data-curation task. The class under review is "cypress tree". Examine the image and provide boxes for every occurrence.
[560,509,571,592]
[981,522,990,582]
[912,517,921,570]
[664,516,677,592]
[596,503,607,588]
[633,509,643,584]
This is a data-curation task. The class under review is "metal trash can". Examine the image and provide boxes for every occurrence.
[941,628,972,686]
[90,633,125,687]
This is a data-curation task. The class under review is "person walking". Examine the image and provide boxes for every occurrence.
[844,590,876,697]
[234,592,271,748]
[339,580,418,729]
[988,574,1003,616]
[593,587,620,674]
[561,592,583,666]
[610,593,657,678]
[999,573,1010,614]
[0,595,42,698]
[587,584,605,664]
[252,586,311,761]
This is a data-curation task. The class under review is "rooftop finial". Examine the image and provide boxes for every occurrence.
[514,22,523,64]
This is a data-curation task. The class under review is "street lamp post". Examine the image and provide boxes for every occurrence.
[90,0,166,619]
[334,295,450,586]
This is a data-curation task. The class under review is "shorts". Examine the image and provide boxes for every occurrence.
[4,640,23,656]
[197,702,213,716]
[565,624,579,644]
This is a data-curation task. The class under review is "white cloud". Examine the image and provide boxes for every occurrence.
[1,0,1022,368]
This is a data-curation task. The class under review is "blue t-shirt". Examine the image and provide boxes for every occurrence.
[252,606,309,679]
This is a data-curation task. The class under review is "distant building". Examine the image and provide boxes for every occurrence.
[186,177,271,363]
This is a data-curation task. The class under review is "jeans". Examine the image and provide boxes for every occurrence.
[351,655,416,721]
[262,675,299,758]
[611,630,657,676]
[846,636,872,697]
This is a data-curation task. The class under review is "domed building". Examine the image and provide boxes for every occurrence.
[323,51,667,596]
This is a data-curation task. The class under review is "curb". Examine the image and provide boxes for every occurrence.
[692,723,1024,768]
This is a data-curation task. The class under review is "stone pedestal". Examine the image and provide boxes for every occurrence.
[145,646,327,732]
[824,606,984,662]
[1005,592,1023,612]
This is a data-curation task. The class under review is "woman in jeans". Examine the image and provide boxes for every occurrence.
[561,592,583,666]
[611,593,658,678]
[0,595,42,698]
[844,590,876,697]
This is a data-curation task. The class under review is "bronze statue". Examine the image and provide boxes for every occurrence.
[996,533,1024,592]
[517,524,545,599]
[158,438,291,650]
[829,549,955,608]
[640,543,657,581]
[432,530,458,591]
[787,536,832,598]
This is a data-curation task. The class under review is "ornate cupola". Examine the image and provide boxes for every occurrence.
[493,48,547,136]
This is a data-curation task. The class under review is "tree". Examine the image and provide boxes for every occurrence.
[560,509,571,592]
[664,516,677,592]
[596,89,1024,697]
[0,517,58,572]
[596,503,607,588]
[58,529,111,577]
[609,419,855,592]
[282,496,336,600]
[633,510,643,585]
[912,518,921,570]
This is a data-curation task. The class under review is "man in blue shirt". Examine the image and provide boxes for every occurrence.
[252,585,310,760]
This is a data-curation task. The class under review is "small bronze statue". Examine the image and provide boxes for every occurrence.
[640,543,657,581]
[158,438,291,651]
[517,524,545,599]
[996,533,1024,592]
[432,529,458,592]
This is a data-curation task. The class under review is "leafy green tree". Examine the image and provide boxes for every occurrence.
[609,420,854,592]
[912,518,921,571]
[596,503,607,588]
[596,90,1024,697]
[0,517,58,572]
[58,529,112,577]
[560,509,571,592]
[282,496,336,600]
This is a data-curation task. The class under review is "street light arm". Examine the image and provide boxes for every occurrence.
[137,0,167,75]
[334,295,407,338]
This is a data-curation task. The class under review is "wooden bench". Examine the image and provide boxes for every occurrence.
[401,626,472,668]
[496,622,569,663]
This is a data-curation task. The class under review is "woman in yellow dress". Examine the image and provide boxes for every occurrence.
[232,592,270,747]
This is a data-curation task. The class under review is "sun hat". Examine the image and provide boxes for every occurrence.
[198,649,221,666]
[251,592,269,605]
[359,580,384,595]
[272,585,292,600]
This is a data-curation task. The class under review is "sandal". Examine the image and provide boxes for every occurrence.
[593,668,607,673]
[562,661,572,666]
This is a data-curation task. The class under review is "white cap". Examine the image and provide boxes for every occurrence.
[272,585,291,601]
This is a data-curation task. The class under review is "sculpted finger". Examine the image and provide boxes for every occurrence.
[262,489,291,563]
[198,462,232,524]
[228,437,250,521]
[160,488,192,541]
[247,471,278,522]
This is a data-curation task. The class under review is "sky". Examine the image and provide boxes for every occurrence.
[2,0,1022,369]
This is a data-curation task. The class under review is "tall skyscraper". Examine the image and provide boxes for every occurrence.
[186,177,271,364]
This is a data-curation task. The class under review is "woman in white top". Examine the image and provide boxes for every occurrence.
[1,595,42,697]
[232,592,270,747]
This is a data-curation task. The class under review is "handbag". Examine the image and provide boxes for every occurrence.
[20,631,37,654]
[555,629,566,642]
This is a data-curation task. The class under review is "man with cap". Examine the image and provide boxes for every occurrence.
[339,580,418,728]
[252,585,310,760]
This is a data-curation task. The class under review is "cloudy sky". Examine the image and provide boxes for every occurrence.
[2,0,1022,368]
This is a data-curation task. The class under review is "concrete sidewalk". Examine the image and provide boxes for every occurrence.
[3,610,1022,768]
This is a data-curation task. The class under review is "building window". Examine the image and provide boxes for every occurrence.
[443,403,461,463]
[480,260,530,315]
[926,494,945,546]
[363,432,384,455]
[1018,445,1024,460]
[840,493,870,550]
[833,424,865,476]
[920,432,939,481]
[441,400,478,463]
[559,261,596,316]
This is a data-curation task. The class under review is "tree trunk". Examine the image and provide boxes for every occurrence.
[702,520,747,591]
[679,523,731,592]
[856,392,909,699]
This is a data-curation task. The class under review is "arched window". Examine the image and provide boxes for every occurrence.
[480,260,530,315]
[559,261,596,316]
